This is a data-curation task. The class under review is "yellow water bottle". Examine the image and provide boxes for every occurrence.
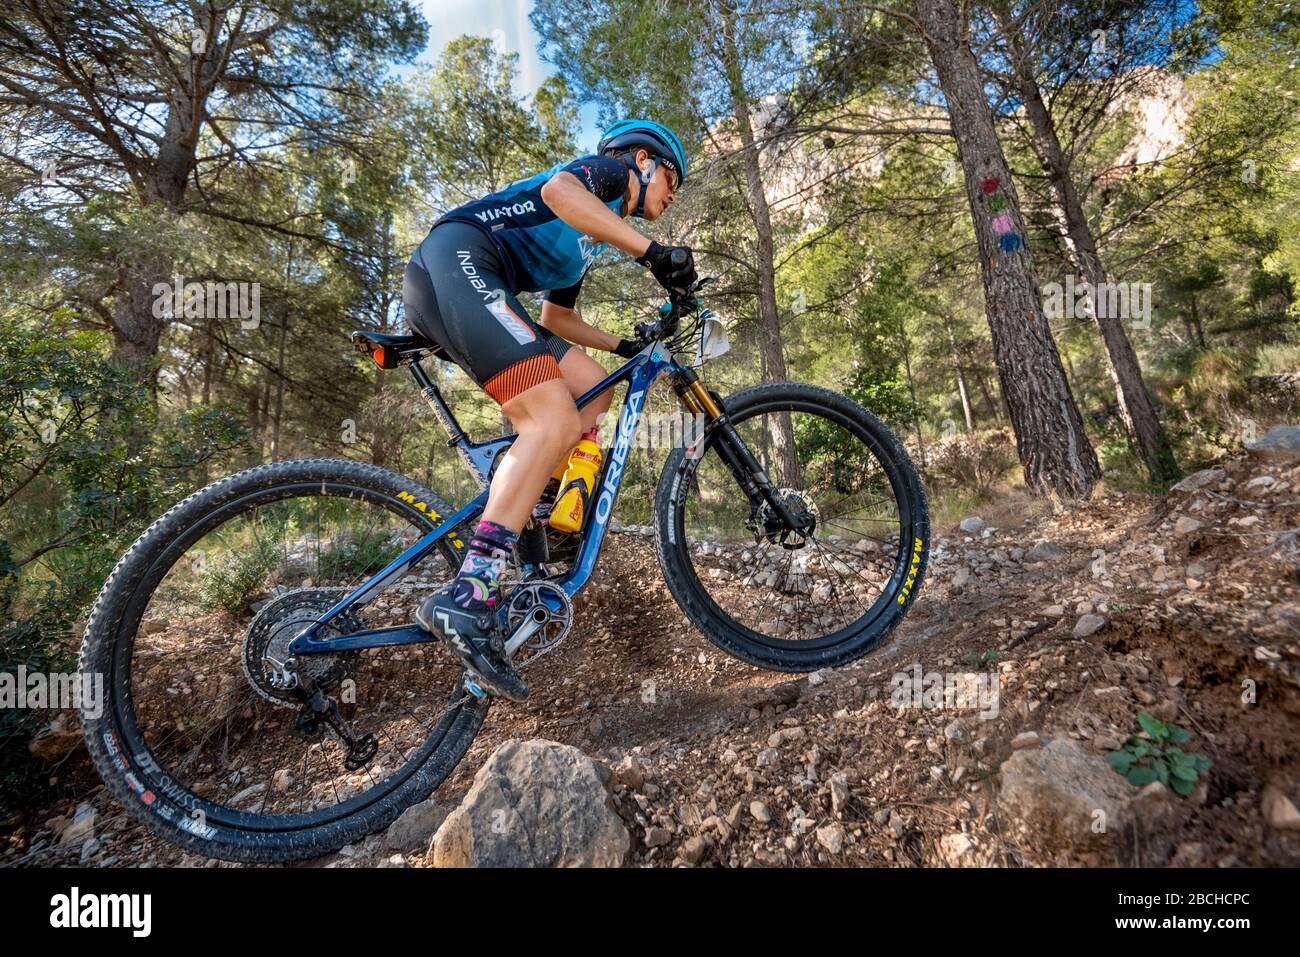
[548,427,602,534]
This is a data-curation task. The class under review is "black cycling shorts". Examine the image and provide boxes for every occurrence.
[403,221,572,406]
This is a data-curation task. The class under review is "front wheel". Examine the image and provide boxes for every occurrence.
[654,382,929,671]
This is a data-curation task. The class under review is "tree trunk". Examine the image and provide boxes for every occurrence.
[1189,294,1206,348]
[942,311,975,430]
[976,371,1001,425]
[900,327,927,470]
[997,7,1179,485]
[916,0,1100,500]
[718,4,799,489]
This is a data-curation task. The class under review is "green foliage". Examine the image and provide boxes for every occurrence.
[1107,712,1213,796]
[197,537,285,617]
[0,313,248,808]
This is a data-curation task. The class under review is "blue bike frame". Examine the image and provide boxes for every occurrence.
[288,341,682,657]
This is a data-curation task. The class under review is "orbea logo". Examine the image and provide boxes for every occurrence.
[1,666,102,719]
[1042,274,1151,328]
[594,410,705,451]
[889,662,999,719]
[151,273,260,329]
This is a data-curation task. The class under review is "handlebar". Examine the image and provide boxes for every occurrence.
[634,274,715,345]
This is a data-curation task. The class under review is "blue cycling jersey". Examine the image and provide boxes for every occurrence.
[436,154,629,304]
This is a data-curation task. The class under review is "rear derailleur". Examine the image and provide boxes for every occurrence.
[292,674,377,772]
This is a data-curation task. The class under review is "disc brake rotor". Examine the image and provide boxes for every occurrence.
[756,487,820,549]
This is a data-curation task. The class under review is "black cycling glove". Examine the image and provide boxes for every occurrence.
[636,241,697,292]
[613,338,642,359]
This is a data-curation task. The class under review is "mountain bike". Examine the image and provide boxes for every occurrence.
[78,275,929,862]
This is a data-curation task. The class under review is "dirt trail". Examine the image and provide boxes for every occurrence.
[6,450,1299,868]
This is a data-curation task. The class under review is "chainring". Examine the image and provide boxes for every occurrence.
[240,589,365,707]
[503,580,573,669]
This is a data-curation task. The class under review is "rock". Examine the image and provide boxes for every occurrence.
[816,823,845,854]
[1010,731,1042,750]
[644,826,671,848]
[1073,614,1107,639]
[937,832,977,867]
[1247,425,1300,464]
[78,836,101,864]
[1026,540,1067,562]
[1172,516,1203,537]
[60,804,95,847]
[1261,786,1300,830]
[759,681,803,707]
[385,797,450,852]
[756,747,780,767]
[943,718,969,742]
[828,773,850,817]
[1129,781,1177,826]
[427,739,628,867]
[28,713,84,762]
[271,769,293,793]
[998,738,1134,852]
[749,801,772,824]
[951,567,972,589]
[1092,734,1122,753]
[959,516,985,534]
[1170,468,1225,493]
[678,835,709,864]
[612,755,646,791]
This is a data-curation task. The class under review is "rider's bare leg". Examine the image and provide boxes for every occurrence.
[555,347,616,433]
[486,378,583,532]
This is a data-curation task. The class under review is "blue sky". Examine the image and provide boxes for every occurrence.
[418,0,602,149]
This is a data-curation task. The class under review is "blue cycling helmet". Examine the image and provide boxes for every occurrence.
[597,118,688,217]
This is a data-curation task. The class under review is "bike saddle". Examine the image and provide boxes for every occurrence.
[351,329,448,368]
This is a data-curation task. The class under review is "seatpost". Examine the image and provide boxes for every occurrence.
[407,358,468,447]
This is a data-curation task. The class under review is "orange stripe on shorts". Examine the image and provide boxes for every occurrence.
[482,353,562,405]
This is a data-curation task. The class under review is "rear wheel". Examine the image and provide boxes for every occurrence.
[79,459,487,863]
[654,383,929,671]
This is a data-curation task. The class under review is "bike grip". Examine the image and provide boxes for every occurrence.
[670,247,688,267]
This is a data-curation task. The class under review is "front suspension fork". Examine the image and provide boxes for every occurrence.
[672,369,804,532]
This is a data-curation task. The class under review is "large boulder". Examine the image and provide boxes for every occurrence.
[427,739,629,868]
[998,737,1134,854]
[1247,425,1300,464]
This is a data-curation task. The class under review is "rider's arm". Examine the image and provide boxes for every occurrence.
[539,299,623,352]
[540,157,650,258]
[541,274,640,357]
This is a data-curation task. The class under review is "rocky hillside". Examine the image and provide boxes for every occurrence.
[6,431,1300,868]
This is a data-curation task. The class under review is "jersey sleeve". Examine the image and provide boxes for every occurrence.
[558,154,628,204]
[543,273,585,310]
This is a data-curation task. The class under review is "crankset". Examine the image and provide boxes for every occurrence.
[500,580,573,669]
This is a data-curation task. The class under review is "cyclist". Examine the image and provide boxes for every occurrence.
[406,119,697,701]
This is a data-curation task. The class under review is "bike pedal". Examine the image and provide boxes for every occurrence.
[463,673,489,699]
